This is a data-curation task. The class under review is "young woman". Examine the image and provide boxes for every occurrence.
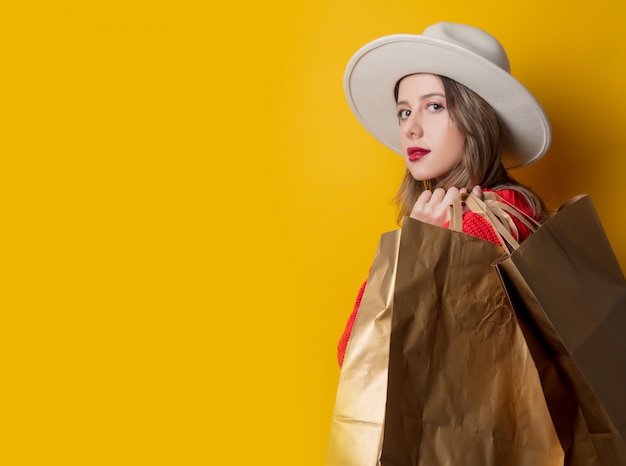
[337,23,550,366]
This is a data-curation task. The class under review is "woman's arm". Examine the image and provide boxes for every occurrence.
[337,280,367,367]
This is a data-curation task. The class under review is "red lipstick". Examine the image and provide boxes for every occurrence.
[407,147,430,162]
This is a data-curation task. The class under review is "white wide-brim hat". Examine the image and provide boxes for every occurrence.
[344,22,551,169]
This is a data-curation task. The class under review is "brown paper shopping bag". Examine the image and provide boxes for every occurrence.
[494,195,626,463]
[325,229,400,466]
[380,215,564,466]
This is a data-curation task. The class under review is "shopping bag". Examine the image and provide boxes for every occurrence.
[325,229,400,466]
[380,214,564,465]
[493,194,626,463]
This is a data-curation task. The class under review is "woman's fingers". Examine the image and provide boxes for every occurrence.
[442,187,461,206]
[410,185,486,226]
[415,188,433,207]
[429,187,446,207]
[411,187,460,226]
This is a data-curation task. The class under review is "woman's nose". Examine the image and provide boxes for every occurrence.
[403,114,423,138]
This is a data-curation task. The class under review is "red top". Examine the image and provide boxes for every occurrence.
[337,189,537,367]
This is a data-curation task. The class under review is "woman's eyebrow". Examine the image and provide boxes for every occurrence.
[421,92,446,99]
[396,93,446,106]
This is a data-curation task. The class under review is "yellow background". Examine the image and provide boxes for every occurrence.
[3,0,626,464]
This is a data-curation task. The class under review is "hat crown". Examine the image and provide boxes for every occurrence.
[423,22,510,73]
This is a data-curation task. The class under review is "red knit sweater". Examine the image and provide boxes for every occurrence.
[337,189,537,367]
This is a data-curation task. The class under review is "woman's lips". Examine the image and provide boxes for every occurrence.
[407,147,430,161]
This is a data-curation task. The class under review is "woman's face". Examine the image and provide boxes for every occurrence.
[396,73,465,181]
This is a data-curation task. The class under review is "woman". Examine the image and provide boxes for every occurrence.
[337,23,550,366]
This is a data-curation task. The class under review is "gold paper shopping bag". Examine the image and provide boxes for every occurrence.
[380,216,563,466]
[325,229,400,466]
[497,195,626,463]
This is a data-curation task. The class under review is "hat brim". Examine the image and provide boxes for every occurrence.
[344,34,551,169]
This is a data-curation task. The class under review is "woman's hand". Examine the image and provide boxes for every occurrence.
[410,185,483,226]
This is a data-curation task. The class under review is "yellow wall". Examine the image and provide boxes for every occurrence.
[4,0,626,464]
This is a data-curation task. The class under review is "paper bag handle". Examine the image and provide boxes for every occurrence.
[451,192,541,253]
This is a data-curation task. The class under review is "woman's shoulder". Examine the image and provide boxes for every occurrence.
[486,187,524,203]
[482,187,538,242]
[485,187,533,214]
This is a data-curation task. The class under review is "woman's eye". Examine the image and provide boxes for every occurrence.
[427,103,443,112]
[397,109,411,120]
